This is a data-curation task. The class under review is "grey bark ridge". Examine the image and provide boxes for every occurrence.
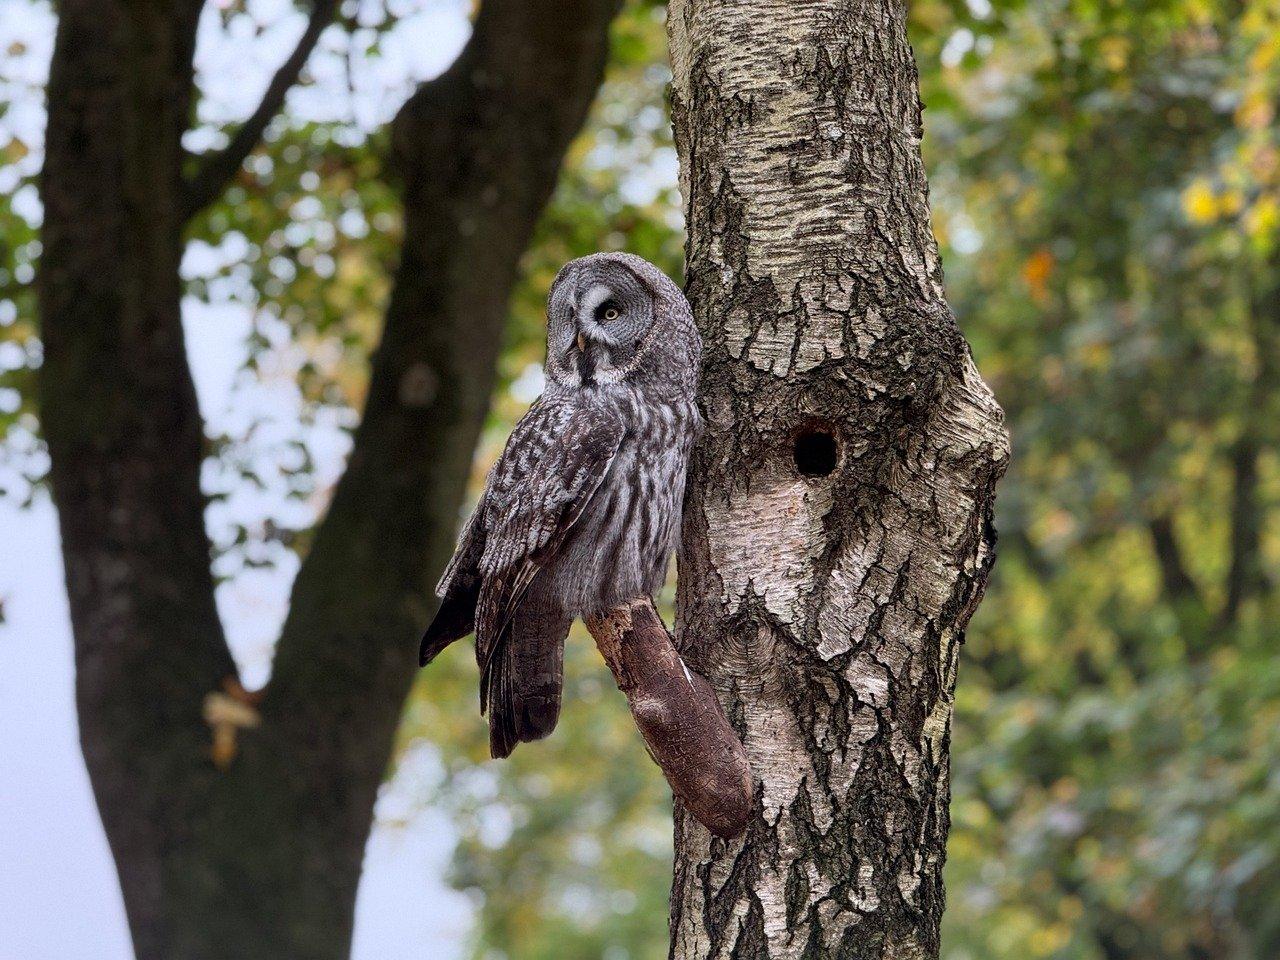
[666,0,1010,958]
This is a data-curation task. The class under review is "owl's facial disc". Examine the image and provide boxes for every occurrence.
[544,255,659,387]
[575,284,617,343]
[570,275,653,384]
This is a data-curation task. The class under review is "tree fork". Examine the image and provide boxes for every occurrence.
[666,0,1009,957]
[38,0,623,956]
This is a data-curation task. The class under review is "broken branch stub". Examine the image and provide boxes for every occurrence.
[584,597,753,839]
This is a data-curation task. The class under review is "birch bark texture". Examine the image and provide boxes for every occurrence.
[667,1,1010,958]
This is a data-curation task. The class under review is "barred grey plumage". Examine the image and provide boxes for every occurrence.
[419,252,702,758]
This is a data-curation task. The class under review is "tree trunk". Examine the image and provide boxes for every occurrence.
[39,5,229,956]
[241,2,622,952]
[666,1,1009,957]
[38,1,620,957]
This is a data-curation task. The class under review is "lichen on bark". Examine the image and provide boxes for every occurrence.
[666,1,1010,957]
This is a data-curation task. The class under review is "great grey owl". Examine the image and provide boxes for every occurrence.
[419,252,702,758]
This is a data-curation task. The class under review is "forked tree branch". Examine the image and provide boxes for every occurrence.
[181,0,339,222]
[253,1,626,934]
[585,598,753,839]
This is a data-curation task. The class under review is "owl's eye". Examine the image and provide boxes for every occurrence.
[596,301,621,323]
[603,308,619,321]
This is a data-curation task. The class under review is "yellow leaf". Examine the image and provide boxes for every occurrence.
[1247,195,1279,239]
[1182,180,1219,223]
[1022,248,1054,303]
[1099,36,1129,73]
[1235,90,1273,131]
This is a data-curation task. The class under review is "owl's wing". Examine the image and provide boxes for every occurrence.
[418,501,487,666]
[474,395,625,753]
[480,399,623,577]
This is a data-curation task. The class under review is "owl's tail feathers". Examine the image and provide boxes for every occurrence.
[483,609,570,759]
[419,582,479,666]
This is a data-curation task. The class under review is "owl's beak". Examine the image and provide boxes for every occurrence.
[576,332,587,353]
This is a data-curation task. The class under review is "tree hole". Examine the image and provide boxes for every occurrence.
[793,429,838,478]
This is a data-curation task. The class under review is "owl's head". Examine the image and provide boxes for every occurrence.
[544,252,697,390]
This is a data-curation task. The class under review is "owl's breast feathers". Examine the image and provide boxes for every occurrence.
[545,388,698,612]
[419,384,698,756]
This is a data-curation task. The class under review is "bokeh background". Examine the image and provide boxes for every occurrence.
[2,1,1278,958]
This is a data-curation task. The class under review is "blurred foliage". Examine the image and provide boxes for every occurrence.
[0,4,49,500]
[419,1,1280,958]
[5,0,1279,957]
[918,1,1280,957]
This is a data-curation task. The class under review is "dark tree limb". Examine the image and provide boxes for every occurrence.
[180,0,339,222]
[585,598,752,839]
[1222,438,1263,627]
[1147,513,1201,605]
[1145,510,1214,664]
[1222,257,1280,627]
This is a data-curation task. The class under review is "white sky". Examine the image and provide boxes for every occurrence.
[0,2,480,957]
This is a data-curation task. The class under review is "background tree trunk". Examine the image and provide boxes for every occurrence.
[37,1,619,957]
[39,5,229,956]
[666,1,1009,956]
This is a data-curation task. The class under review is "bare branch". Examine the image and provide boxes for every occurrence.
[1223,258,1280,626]
[1147,513,1201,605]
[180,0,338,222]
[585,598,753,840]
[1222,440,1261,627]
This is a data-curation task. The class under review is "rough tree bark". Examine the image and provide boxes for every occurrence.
[665,1,1009,957]
[37,1,619,957]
